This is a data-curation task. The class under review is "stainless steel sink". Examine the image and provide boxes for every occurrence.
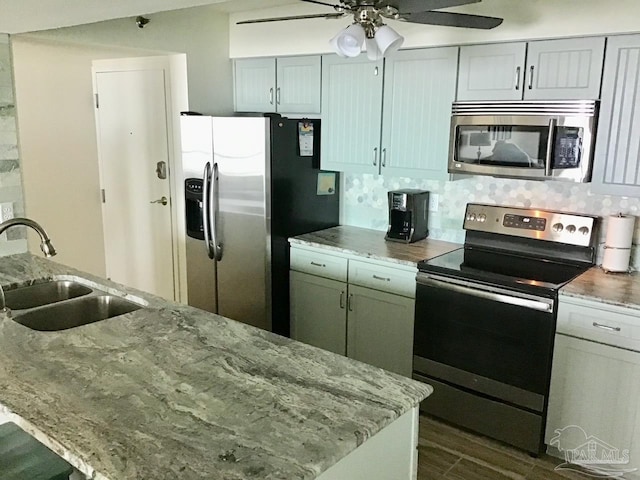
[4,281,92,310]
[12,295,142,331]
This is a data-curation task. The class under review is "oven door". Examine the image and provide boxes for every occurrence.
[414,272,556,412]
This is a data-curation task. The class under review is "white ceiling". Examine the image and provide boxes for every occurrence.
[0,0,298,34]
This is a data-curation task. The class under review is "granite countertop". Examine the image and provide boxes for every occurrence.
[289,225,460,267]
[0,253,431,480]
[561,266,640,312]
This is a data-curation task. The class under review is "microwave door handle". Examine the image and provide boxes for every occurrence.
[202,162,214,259]
[544,118,557,177]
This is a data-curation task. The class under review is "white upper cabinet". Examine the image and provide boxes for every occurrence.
[525,37,605,100]
[458,37,605,101]
[458,42,527,101]
[321,54,384,174]
[380,47,458,179]
[591,34,640,196]
[234,56,321,114]
[321,47,458,179]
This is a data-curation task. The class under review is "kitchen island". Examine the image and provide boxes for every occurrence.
[0,253,431,480]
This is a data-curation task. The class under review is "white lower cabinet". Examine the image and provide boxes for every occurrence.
[546,295,640,474]
[290,270,346,356]
[289,245,416,377]
[347,285,414,377]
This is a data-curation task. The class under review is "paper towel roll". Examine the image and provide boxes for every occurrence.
[602,214,636,272]
[605,214,635,248]
[603,247,632,272]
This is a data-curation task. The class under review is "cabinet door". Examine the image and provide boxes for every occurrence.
[290,270,347,355]
[457,42,526,101]
[380,47,458,180]
[320,54,384,173]
[546,334,640,471]
[591,34,640,196]
[234,58,276,112]
[276,56,321,114]
[346,285,415,377]
[525,37,605,100]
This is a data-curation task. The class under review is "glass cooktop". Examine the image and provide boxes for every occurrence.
[418,247,589,292]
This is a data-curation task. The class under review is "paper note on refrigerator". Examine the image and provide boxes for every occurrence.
[317,172,336,195]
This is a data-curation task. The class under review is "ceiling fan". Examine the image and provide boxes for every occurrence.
[237,0,503,59]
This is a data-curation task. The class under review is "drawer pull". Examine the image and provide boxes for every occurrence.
[310,261,326,268]
[372,275,391,282]
[592,322,621,332]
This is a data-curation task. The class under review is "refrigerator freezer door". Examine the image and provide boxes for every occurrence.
[181,116,217,313]
[212,117,270,330]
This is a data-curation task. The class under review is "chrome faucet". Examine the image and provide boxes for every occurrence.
[0,218,56,315]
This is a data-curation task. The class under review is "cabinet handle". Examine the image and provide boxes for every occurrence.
[372,274,391,282]
[528,66,534,90]
[515,66,521,90]
[276,87,281,105]
[340,291,346,309]
[269,87,274,105]
[592,322,621,332]
[374,66,379,76]
[310,261,326,268]
[373,147,378,166]
[347,293,354,312]
[381,148,387,168]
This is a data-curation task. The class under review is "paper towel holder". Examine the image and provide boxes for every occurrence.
[602,212,635,274]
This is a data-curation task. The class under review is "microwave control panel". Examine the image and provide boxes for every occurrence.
[552,127,582,169]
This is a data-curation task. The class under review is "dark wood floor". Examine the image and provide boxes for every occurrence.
[418,414,596,480]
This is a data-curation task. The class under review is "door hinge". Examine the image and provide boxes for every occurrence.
[95,93,99,109]
[101,189,106,203]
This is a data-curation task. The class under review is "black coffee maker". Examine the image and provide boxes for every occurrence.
[385,189,429,243]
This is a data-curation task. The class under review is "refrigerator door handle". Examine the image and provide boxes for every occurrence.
[202,162,215,259]
[210,162,223,261]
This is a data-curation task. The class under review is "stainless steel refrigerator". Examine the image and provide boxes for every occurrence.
[180,114,339,335]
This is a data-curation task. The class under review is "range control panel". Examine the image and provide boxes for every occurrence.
[464,203,598,247]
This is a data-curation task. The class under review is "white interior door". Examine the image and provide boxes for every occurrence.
[94,67,175,299]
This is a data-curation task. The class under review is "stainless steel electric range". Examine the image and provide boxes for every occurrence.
[413,203,599,455]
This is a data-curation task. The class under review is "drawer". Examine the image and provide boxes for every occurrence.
[348,259,416,298]
[557,299,640,351]
[290,247,347,282]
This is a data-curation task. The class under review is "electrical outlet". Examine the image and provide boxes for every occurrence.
[428,194,439,212]
[0,202,14,222]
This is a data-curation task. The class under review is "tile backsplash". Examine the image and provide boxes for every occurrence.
[0,35,27,256]
[342,173,640,269]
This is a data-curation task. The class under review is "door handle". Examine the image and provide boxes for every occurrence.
[150,196,168,206]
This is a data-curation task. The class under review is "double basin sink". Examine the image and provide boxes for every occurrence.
[3,278,145,331]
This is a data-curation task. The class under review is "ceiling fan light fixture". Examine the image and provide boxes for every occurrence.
[374,25,404,56]
[365,37,383,61]
[330,23,366,58]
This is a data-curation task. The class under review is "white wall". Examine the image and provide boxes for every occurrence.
[11,5,232,280]
[229,0,640,57]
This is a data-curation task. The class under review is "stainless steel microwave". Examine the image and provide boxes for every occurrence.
[448,100,599,182]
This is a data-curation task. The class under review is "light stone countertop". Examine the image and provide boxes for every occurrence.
[560,266,640,312]
[289,225,461,267]
[0,253,431,480]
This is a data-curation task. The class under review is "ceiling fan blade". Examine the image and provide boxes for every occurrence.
[402,11,503,29]
[237,13,345,24]
[300,0,349,9]
[380,0,481,15]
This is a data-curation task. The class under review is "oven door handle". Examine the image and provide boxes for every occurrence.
[416,273,554,313]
